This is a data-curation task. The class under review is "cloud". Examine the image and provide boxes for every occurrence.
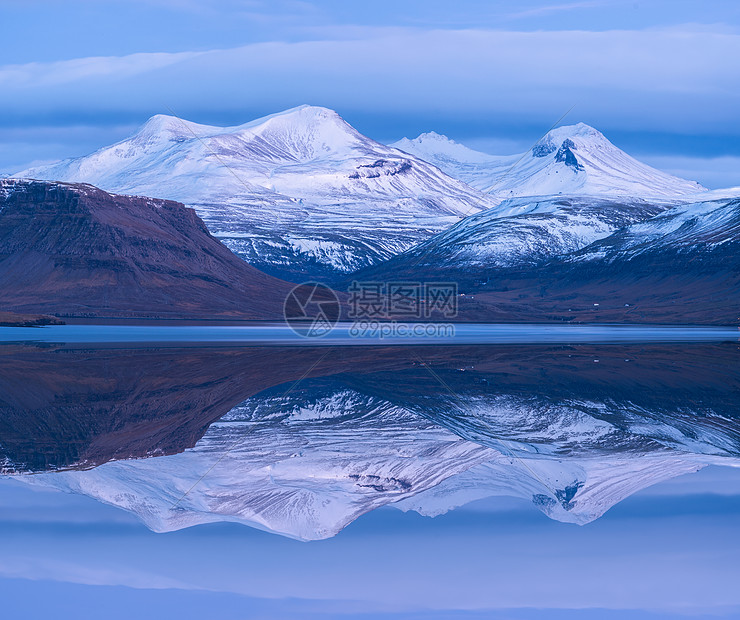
[1,27,737,129]
[507,0,611,20]
[0,557,191,591]
[637,154,740,189]
[0,50,202,88]
[1,25,739,180]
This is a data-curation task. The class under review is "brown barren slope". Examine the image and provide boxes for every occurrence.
[0,179,294,319]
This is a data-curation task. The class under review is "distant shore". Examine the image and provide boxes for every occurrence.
[0,312,65,327]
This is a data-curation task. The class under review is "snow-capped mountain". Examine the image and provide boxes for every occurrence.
[571,197,740,263]
[392,132,512,192]
[393,123,706,199]
[17,106,496,280]
[372,125,712,294]
[352,191,740,324]
[361,195,675,272]
[15,109,718,284]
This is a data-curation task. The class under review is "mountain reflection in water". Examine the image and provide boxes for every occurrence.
[1,342,739,540]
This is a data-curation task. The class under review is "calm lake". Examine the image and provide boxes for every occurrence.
[1,331,739,618]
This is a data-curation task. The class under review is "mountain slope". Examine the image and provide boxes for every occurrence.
[356,195,674,273]
[392,132,511,192]
[570,197,740,262]
[379,126,709,292]
[393,123,705,199]
[354,195,740,324]
[17,106,496,280]
[521,196,740,322]
[0,179,292,319]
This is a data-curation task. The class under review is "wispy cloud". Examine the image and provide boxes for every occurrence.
[1,27,736,116]
[0,557,193,591]
[506,0,611,20]
[637,154,740,189]
[1,25,738,182]
[0,50,202,88]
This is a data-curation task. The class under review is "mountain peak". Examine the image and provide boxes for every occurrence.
[135,106,345,138]
[393,132,495,164]
[278,104,339,118]
[414,131,456,144]
[236,104,347,132]
[551,122,603,139]
[133,114,221,146]
[544,123,607,146]
[533,123,609,158]
[227,104,367,160]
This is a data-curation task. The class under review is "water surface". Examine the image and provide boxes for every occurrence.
[1,322,738,344]
[1,339,739,617]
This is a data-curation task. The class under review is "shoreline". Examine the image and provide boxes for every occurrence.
[1,323,738,347]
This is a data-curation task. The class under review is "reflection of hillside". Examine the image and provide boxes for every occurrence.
[4,342,740,539]
[1,343,738,474]
[0,345,372,471]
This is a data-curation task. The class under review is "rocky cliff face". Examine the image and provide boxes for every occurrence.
[0,179,292,319]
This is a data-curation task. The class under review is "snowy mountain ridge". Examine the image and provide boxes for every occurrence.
[570,197,740,263]
[354,195,676,273]
[393,122,706,199]
[16,107,716,281]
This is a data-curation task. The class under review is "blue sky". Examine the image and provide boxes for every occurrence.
[2,0,740,186]
[2,465,740,618]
